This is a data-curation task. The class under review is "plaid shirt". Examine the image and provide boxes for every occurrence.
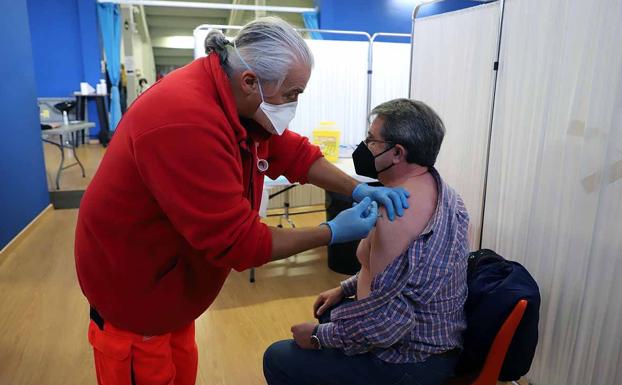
[317,169,470,363]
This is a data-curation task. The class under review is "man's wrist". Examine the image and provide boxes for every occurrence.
[310,325,321,350]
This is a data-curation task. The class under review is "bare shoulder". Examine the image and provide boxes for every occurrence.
[370,173,438,270]
[378,173,437,238]
[403,172,438,226]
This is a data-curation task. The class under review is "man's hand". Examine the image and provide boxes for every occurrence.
[313,286,344,318]
[352,183,410,221]
[291,322,318,349]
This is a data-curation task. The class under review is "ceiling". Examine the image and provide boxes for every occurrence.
[141,0,315,70]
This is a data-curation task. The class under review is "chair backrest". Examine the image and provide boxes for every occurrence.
[471,299,528,385]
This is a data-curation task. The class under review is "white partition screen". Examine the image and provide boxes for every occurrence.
[371,41,412,109]
[289,39,369,146]
[193,27,209,60]
[194,31,370,147]
[194,31,371,208]
[410,3,500,248]
[482,0,622,384]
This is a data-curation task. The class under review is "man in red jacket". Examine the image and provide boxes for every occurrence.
[75,17,409,385]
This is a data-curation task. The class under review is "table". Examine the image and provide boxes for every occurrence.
[41,121,95,190]
[74,93,111,146]
[249,158,375,282]
[259,158,373,223]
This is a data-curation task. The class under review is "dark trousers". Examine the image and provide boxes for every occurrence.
[263,300,458,385]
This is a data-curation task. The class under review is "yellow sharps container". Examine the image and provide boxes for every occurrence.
[312,121,341,163]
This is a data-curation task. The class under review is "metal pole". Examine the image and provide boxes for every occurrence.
[194,24,243,31]
[371,32,413,40]
[368,32,411,115]
[298,29,371,39]
[478,0,506,249]
[194,24,243,38]
[98,0,316,13]
[195,24,371,40]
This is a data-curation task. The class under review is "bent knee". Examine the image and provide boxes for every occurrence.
[264,339,295,367]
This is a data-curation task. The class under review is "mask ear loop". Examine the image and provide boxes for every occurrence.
[375,144,397,175]
[372,144,396,159]
[233,40,265,102]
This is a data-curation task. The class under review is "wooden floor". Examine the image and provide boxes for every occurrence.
[0,207,531,385]
[0,208,347,385]
[43,141,106,191]
[5,142,529,384]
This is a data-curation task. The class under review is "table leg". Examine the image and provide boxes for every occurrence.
[55,134,65,190]
[282,189,296,228]
[96,97,110,146]
[76,96,86,120]
[70,135,86,177]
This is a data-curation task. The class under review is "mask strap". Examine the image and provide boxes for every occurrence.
[377,163,395,175]
[373,144,396,159]
[232,40,265,101]
[374,144,396,175]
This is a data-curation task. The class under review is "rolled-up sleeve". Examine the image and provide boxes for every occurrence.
[340,274,359,298]
[315,295,416,355]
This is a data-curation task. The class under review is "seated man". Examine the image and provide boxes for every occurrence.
[263,99,470,385]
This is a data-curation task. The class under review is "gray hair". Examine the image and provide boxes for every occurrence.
[204,16,313,89]
[370,99,445,167]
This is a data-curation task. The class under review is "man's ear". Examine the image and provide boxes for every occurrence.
[240,70,258,96]
[394,144,407,162]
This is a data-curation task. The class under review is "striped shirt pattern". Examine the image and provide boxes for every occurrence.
[316,168,470,363]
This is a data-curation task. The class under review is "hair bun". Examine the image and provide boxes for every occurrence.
[204,30,230,64]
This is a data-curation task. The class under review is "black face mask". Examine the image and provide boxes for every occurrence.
[352,141,396,179]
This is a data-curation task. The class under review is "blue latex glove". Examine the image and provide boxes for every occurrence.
[352,183,410,221]
[323,197,378,244]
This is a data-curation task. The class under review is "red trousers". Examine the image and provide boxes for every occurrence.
[88,320,198,385]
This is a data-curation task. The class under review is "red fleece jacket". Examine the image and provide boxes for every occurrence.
[75,54,323,335]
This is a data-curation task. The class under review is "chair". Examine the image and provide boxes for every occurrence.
[445,299,528,385]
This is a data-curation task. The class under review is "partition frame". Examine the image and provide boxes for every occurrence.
[194,25,411,130]
[408,0,506,249]
[368,32,412,116]
[194,24,373,130]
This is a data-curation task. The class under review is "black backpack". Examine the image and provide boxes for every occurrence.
[456,249,540,381]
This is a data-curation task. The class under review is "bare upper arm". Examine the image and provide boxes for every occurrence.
[369,179,438,278]
[356,236,371,269]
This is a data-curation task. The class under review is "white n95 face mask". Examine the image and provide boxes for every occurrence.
[255,86,297,136]
[233,42,297,135]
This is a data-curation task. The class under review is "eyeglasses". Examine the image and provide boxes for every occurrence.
[364,138,394,148]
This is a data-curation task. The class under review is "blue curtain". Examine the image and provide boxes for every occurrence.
[302,11,323,40]
[97,3,122,131]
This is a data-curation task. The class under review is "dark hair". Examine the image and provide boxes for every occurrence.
[138,78,148,87]
[371,99,445,167]
[204,30,231,66]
